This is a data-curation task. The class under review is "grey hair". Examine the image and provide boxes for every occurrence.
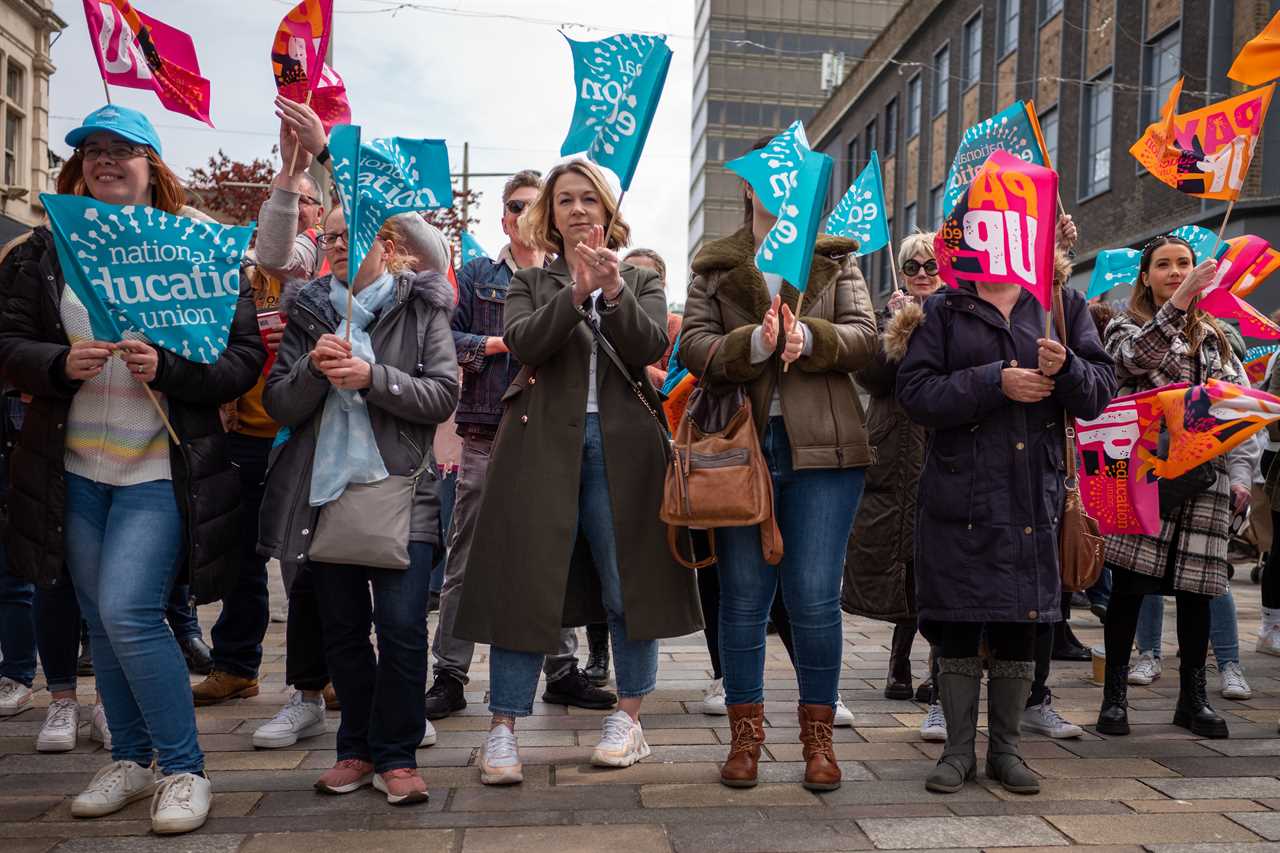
[623,247,667,283]
[897,230,937,269]
[390,213,450,275]
[297,170,321,202]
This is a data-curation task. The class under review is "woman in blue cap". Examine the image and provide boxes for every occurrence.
[0,105,264,834]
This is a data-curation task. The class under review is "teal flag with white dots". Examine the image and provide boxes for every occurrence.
[41,193,254,363]
[726,120,809,217]
[826,149,889,255]
[560,33,673,191]
[1087,248,1142,299]
[756,148,834,295]
[460,231,489,263]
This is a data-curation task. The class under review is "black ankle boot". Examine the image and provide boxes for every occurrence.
[885,623,915,700]
[1173,667,1229,738]
[584,623,611,687]
[1095,664,1130,736]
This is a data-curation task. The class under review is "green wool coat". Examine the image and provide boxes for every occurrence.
[452,256,703,654]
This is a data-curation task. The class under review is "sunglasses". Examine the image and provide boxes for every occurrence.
[505,199,530,215]
[901,259,938,277]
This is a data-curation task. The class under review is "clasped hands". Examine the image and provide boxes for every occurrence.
[310,334,372,391]
[65,339,158,383]
[760,294,805,364]
[570,224,623,305]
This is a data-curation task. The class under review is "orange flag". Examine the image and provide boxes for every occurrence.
[1230,9,1280,85]
[1154,380,1280,479]
[1130,83,1274,201]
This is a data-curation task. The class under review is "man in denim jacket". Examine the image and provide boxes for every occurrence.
[425,170,617,719]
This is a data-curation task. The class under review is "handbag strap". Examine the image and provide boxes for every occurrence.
[583,307,669,437]
[1051,282,1081,490]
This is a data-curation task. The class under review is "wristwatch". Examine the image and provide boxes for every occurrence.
[315,145,331,165]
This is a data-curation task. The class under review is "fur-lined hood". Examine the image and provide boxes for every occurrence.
[280,269,454,322]
[883,301,925,363]
[690,227,857,318]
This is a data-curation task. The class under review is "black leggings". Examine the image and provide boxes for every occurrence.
[1266,507,1280,609]
[1104,589,1210,671]
[922,620,1036,662]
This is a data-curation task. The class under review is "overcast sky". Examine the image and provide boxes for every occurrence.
[49,0,695,300]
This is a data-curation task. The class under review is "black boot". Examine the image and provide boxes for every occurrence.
[584,623,611,687]
[178,636,213,675]
[885,623,915,700]
[1095,664,1130,736]
[1051,622,1091,662]
[77,621,94,677]
[1173,666,1229,738]
[542,667,617,709]
[424,672,468,720]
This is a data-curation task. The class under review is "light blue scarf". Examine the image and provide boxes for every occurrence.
[309,272,397,506]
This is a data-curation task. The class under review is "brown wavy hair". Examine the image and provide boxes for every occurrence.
[56,148,187,214]
[1126,234,1229,356]
[519,159,630,254]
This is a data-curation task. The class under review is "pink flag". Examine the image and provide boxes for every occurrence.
[271,0,333,99]
[1198,287,1280,339]
[81,0,212,126]
[1213,234,1270,293]
[1074,387,1170,536]
[307,64,351,133]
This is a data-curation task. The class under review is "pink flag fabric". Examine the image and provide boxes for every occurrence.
[306,63,351,133]
[1074,387,1169,535]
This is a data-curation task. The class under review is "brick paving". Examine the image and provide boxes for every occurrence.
[5,569,1280,851]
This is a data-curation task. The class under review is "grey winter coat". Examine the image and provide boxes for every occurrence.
[256,271,459,588]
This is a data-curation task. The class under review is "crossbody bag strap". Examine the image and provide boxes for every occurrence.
[584,310,669,436]
[1051,282,1080,487]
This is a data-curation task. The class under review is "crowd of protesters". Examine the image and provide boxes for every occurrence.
[0,99,1274,834]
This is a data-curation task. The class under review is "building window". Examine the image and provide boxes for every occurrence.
[929,184,945,228]
[1081,73,1113,198]
[963,14,982,89]
[906,74,922,138]
[932,44,950,116]
[6,62,23,107]
[1039,106,1059,168]
[846,136,860,186]
[884,97,899,156]
[904,202,918,235]
[999,0,1019,57]
[4,111,21,186]
[1040,0,1063,22]
[1143,26,1181,126]
[866,118,878,158]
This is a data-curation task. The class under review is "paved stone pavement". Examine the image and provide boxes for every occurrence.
[7,572,1280,852]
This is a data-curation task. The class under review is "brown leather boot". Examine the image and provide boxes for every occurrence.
[720,703,765,788]
[798,703,841,791]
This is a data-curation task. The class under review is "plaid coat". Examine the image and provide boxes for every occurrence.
[1101,302,1254,597]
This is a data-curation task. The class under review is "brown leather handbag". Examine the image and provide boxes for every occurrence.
[659,340,783,570]
[1053,282,1104,592]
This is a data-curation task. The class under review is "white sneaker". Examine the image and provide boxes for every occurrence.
[833,695,854,727]
[700,678,727,716]
[590,709,651,768]
[479,724,523,785]
[1220,661,1253,700]
[1128,652,1162,685]
[70,760,157,817]
[36,698,79,752]
[150,772,211,835]
[0,677,33,716]
[419,718,437,748]
[252,692,326,749]
[1021,697,1084,739]
[90,703,112,752]
[1257,626,1280,657]
[920,702,947,742]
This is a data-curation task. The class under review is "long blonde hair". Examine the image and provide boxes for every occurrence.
[519,159,630,254]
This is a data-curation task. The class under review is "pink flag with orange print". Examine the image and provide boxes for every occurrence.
[1224,236,1280,297]
[271,0,333,100]
[1075,388,1169,535]
[1154,379,1280,479]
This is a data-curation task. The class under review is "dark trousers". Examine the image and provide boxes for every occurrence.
[924,620,1036,662]
[0,547,35,688]
[429,470,457,596]
[285,564,329,692]
[34,581,82,693]
[209,433,272,678]
[312,543,434,772]
[1266,507,1280,609]
[1105,589,1210,671]
[166,584,201,641]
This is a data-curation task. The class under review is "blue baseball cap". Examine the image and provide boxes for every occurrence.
[65,105,162,157]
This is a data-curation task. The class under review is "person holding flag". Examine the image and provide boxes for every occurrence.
[1097,235,1257,740]
[896,227,1115,795]
[680,135,878,793]
[0,105,265,833]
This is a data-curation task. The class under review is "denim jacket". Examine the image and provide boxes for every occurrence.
[452,250,524,429]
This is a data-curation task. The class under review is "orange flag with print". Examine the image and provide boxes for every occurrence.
[1154,379,1280,479]
[1230,9,1280,86]
[1131,77,1184,178]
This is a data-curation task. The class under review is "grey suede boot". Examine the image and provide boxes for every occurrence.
[925,657,982,793]
[985,659,1040,794]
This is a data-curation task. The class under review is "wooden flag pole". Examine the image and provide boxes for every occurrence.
[605,190,627,245]
[117,352,180,445]
[783,290,805,374]
[1209,198,1239,259]
[287,91,315,176]
[101,77,112,105]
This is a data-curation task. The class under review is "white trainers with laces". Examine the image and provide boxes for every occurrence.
[700,678,727,716]
[920,702,947,742]
[1257,626,1280,657]
[70,759,156,817]
[590,709,651,768]
[1220,661,1253,700]
[1020,697,1084,739]
[252,692,326,749]
[833,695,854,727]
[0,676,33,716]
[1128,652,1162,685]
[419,718,437,748]
[90,703,112,751]
[36,698,79,752]
[479,723,523,785]
[150,772,211,835]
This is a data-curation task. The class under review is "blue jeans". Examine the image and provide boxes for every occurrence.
[165,584,201,641]
[0,541,35,688]
[489,414,658,717]
[311,542,433,773]
[717,417,864,707]
[64,473,202,775]
[1136,588,1240,667]
[1087,566,1112,610]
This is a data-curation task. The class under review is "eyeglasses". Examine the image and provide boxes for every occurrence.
[299,195,322,207]
[317,230,348,248]
[901,259,939,277]
[77,143,148,162]
[505,199,530,215]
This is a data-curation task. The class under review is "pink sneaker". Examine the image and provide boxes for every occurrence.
[373,768,429,805]
[314,759,374,794]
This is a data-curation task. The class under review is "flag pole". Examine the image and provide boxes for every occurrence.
[606,190,627,245]
[118,352,180,444]
[1209,198,1238,258]
[101,77,112,105]
[287,91,315,176]
[783,290,805,374]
